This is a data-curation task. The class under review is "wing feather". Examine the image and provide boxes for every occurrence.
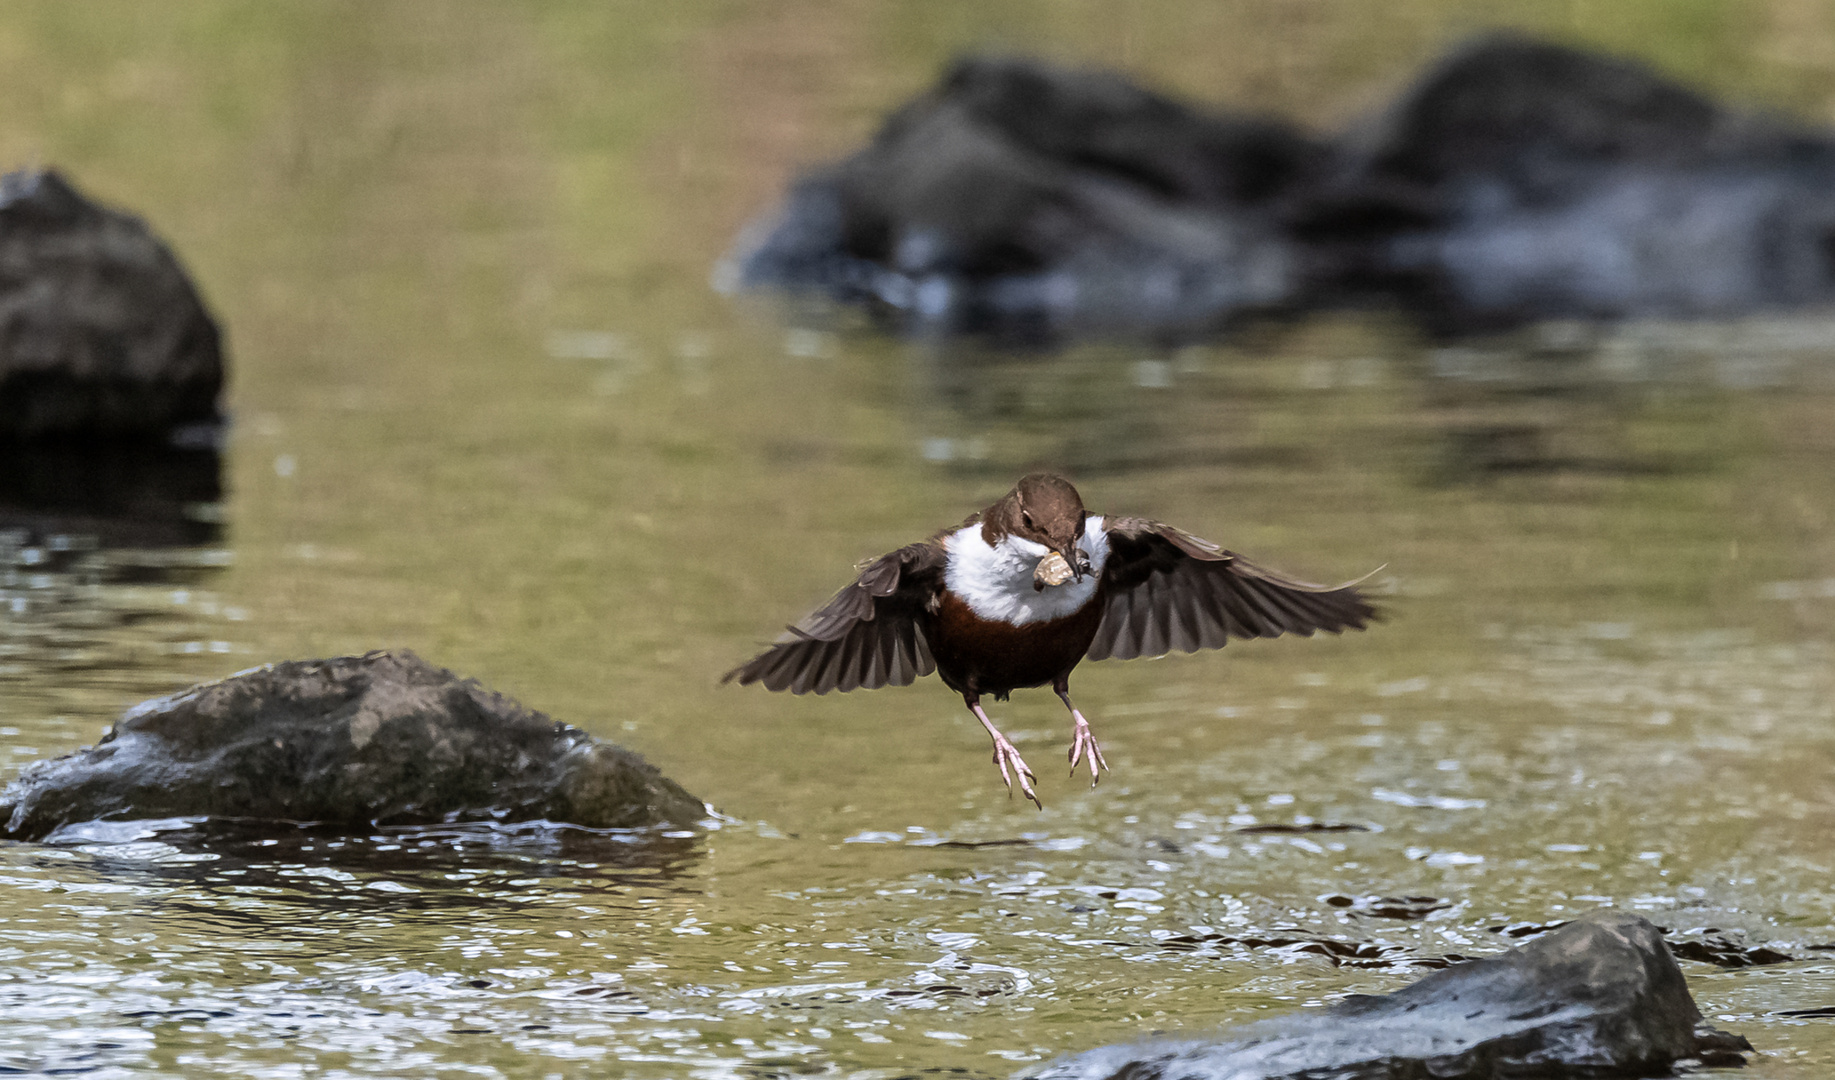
[1189,573,1234,649]
[1165,575,1205,653]
[1091,520,1377,662]
[1086,591,1127,662]
[884,628,908,686]
[790,641,829,695]
[1218,579,1263,639]
[912,624,937,678]
[834,629,865,693]
[863,618,890,690]
[1138,576,1171,658]
[1235,576,1296,635]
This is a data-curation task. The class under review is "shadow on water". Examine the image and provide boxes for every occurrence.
[0,438,222,548]
[39,816,706,907]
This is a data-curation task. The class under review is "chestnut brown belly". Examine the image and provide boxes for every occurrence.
[927,590,1104,697]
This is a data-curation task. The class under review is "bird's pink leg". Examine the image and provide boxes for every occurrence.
[1055,680,1108,785]
[965,695,1040,809]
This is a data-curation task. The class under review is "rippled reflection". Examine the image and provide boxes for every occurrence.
[0,442,237,744]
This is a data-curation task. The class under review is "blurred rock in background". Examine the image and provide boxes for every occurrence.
[730,35,1835,342]
[0,168,225,440]
[0,168,225,544]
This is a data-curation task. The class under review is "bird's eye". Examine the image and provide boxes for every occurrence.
[1021,512,1034,528]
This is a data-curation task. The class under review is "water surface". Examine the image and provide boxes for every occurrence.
[3,3,1835,1076]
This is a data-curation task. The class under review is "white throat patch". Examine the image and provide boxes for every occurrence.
[944,515,1110,626]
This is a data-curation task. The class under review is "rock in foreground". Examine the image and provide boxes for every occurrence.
[0,651,706,840]
[1031,910,1748,1080]
[0,169,224,440]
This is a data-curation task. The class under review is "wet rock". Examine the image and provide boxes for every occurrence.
[0,169,224,440]
[0,650,706,840]
[726,54,1324,339]
[1032,910,1749,1079]
[1322,893,1449,921]
[1666,929,1796,969]
[1152,930,1420,971]
[1490,919,1568,939]
[731,37,1835,340]
[1234,821,1370,834]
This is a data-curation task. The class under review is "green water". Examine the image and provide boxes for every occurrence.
[4,3,1835,1076]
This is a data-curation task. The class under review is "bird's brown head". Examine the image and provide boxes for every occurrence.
[987,473,1092,581]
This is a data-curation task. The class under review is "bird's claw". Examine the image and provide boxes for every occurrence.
[1068,719,1109,786]
[991,737,1042,810]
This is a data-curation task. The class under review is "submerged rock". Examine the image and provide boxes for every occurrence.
[731,36,1835,341]
[0,651,706,840]
[0,169,224,440]
[1030,910,1749,1080]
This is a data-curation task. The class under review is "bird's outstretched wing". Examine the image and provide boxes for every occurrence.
[1088,518,1378,662]
[723,542,945,695]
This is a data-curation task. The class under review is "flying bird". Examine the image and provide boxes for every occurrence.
[725,474,1377,807]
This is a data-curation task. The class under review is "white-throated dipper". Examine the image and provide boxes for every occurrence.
[725,474,1377,807]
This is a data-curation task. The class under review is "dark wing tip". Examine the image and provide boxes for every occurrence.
[1314,565,1386,631]
[720,650,771,688]
[1328,595,1379,633]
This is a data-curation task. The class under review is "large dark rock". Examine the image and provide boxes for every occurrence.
[727,55,1325,339]
[1030,910,1749,1080]
[731,37,1835,340]
[0,651,706,841]
[1337,35,1835,328]
[0,169,224,440]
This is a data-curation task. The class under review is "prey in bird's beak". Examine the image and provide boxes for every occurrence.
[1033,545,1092,591]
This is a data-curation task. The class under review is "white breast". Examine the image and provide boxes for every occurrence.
[943,515,1110,626]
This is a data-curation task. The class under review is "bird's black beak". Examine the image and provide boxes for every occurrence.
[1059,542,1088,583]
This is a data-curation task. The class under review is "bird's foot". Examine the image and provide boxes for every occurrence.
[1067,713,1108,785]
[990,734,1041,810]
